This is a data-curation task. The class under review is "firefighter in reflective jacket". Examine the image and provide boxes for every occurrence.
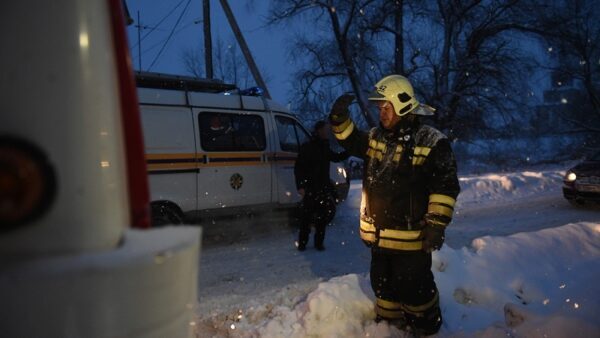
[329,75,460,335]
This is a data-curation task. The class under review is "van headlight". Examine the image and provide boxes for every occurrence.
[337,167,347,179]
[565,172,577,182]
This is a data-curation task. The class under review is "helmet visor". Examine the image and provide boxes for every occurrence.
[367,88,387,101]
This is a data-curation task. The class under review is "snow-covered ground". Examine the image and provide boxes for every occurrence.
[194,169,600,337]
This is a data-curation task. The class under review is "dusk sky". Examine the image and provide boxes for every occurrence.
[125,1,293,105]
[125,1,551,112]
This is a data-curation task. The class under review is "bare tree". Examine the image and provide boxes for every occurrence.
[526,0,600,134]
[181,46,203,78]
[397,0,539,139]
[180,36,270,89]
[270,0,540,139]
[269,0,383,127]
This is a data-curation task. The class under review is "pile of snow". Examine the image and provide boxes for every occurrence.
[196,222,600,337]
[457,170,564,206]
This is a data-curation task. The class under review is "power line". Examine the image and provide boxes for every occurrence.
[147,0,193,71]
[136,18,201,57]
[131,0,186,49]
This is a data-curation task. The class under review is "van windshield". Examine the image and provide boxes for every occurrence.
[275,116,310,152]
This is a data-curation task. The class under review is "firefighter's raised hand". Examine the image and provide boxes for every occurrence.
[329,93,355,124]
[421,222,445,253]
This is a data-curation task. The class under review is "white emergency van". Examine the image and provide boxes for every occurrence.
[136,72,350,225]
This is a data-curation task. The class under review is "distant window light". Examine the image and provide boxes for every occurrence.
[561,98,568,104]
[548,47,553,52]
[580,60,587,65]
[557,81,562,86]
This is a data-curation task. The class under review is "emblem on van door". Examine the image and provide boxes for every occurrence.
[230,173,244,190]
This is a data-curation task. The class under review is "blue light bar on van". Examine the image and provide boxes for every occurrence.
[240,87,264,96]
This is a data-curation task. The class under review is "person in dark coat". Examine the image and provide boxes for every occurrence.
[294,120,349,251]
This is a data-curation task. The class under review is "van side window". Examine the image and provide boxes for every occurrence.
[275,116,310,152]
[199,112,266,151]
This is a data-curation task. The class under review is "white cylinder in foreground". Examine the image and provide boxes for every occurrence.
[0,0,129,254]
[0,226,201,338]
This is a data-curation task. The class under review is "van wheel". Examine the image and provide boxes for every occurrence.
[151,203,183,227]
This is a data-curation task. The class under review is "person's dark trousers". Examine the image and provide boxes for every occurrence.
[298,189,336,249]
[297,217,311,248]
[313,221,326,247]
[370,249,442,335]
[298,219,327,247]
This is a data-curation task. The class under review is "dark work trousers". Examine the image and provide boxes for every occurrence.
[298,188,336,247]
[370,249,442,334]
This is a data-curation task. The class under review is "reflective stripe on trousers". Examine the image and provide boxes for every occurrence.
[375,292,439,319]
[360,219,423,251]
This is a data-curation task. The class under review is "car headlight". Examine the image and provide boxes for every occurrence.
[337,167,347,179]
[566,172,577,182]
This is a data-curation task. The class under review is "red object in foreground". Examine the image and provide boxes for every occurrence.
[108,0,150,229]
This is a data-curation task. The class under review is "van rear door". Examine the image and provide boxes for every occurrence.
[195,110,272,209]
[141,104,198,214]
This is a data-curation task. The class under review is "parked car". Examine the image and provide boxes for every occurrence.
[563,151,600,205]
[136,72,350,225]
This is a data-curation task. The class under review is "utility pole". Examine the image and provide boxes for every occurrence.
[394,0,404,75]
[218,0,271,99]
[203,0,213,79]
[136,10,142,70]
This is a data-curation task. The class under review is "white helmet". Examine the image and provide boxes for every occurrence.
[368,75,435,116]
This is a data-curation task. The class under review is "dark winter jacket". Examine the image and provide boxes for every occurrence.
[331,116,460,252]
[294,137,349,192]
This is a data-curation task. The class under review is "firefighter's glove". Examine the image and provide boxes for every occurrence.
[421,222,445,253]
[329,94,355,125]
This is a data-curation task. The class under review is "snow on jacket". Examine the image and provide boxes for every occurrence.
[331,116,460,252]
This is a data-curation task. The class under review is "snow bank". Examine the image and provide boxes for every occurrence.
[435,222,600,336]
[197,222,600,337]
[457,170,564,206]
